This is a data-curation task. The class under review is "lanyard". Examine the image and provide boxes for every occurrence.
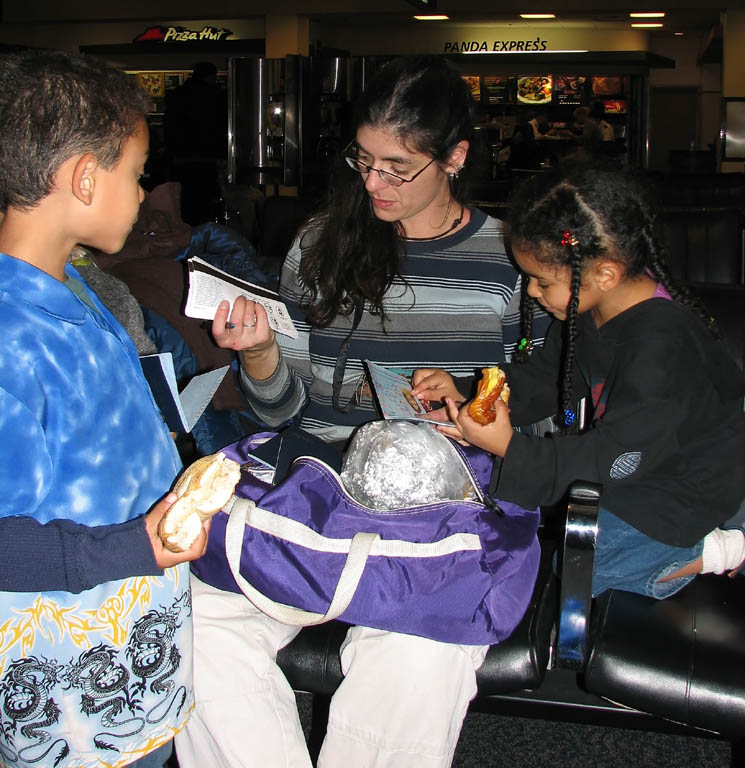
[332,299,365,414]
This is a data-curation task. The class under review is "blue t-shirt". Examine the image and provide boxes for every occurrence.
[0,254,193,767]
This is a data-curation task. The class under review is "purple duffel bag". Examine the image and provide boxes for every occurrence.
[191,431,541,646]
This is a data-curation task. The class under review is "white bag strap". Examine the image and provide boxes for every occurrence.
[224,496,380,626]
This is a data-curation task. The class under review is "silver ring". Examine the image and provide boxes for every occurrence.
[242,321,256,328]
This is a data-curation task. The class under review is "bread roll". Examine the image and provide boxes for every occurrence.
[158,452,242,553]
[468,366,510,425]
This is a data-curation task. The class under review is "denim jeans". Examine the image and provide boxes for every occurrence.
[127,741,173,768]
[592,507,703,599]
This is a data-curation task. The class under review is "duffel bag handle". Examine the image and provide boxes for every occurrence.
[224,496,380,626]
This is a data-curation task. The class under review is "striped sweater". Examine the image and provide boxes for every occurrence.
[241,207,547,444]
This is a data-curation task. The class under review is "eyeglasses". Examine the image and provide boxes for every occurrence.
[343,149,436,187]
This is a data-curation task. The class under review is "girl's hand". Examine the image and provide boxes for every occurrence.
[212,298,276,355]
[411,369,465,404]
[432,397,469,444]
[145,493,212,569]
[437,398,514,458]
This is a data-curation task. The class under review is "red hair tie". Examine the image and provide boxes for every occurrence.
[561,230,579,247]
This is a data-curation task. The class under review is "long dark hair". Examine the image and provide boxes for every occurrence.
[299,56,476,326]
[508,159,717,426]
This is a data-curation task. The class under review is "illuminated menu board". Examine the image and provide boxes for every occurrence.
[516,76,552,104]
[483,75,511,105]
[591,76,623,97]
[461,75,481,101]
[554,75,587,106]
[460,73,629,108]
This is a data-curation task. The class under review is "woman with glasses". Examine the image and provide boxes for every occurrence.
[179,56,548,768]
[207,55,547,447]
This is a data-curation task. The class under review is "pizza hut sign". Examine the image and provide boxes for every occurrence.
[134,25,233,43]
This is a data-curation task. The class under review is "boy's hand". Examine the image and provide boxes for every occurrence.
[411,369,465,404]
[145,493,211,569]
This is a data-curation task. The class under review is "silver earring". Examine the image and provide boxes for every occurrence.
[449,165,463,180]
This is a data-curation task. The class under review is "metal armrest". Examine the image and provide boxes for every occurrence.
[555,480,602,670]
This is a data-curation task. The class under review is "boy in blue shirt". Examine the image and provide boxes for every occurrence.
[0,49,209,768]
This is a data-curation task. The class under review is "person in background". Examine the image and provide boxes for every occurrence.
[503,120,545,171]
[0,49,208,768]
[567,106,603,146]
[528,110,555,140]
[590,101,614,142]
[550,106,607,162]
[164,61,228,225]
[68,245,159,356]
[176,55,550,768]
[417,160,745,600]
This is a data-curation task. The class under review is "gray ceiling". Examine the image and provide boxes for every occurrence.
[0,0,728,37]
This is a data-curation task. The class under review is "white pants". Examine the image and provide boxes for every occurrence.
[175,576,488,768]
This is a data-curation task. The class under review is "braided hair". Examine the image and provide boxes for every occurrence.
[512,274,535,364]
[508,159,717,427]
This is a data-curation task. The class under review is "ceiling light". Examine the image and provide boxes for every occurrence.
[631,22,664,27]
[520,13,556,19]
[414,14,449,20]
[674,31,685,36]
[629,12,666,18]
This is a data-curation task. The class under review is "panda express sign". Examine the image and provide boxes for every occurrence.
[444,38,549,53]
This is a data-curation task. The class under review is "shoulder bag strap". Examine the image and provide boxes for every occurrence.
[223,495,379,626]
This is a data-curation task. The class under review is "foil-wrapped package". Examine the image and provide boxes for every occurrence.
[341,421,476,512]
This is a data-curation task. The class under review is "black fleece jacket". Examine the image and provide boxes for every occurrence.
[487,298,745,547]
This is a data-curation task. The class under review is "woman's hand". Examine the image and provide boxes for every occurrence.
[145,493,212,569]
[212,297,275,353]
[436,397,515,458]
[212,298,280,380]
[411,369,465,405]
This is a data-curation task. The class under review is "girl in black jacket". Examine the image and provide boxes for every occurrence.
[414,160,745,598]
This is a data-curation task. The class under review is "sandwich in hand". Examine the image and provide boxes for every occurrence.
[158,451,242,553]
[468,366,510,425]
